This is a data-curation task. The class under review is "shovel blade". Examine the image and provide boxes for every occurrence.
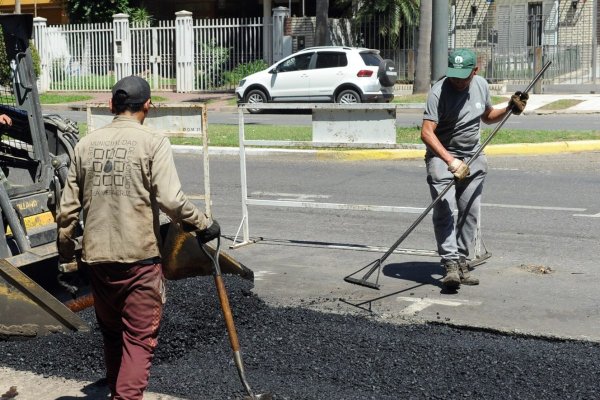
[161,222,254,281]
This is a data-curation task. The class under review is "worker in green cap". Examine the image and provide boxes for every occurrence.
[420,48,528,290]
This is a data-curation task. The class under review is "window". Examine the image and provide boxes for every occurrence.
[278,53,313,72]
[360,52,384,67]
[527,2,543,47]
[315,52,347,69]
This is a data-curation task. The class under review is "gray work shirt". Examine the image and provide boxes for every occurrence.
[423,75,492,158]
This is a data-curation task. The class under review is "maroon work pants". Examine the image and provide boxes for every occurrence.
[88,262,165,400]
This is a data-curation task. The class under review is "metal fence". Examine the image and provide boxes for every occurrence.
[193,18,264,91]
[131,21,176,91]
[32,0,599,93]
[34,16,265,92]
[43,22,114,91]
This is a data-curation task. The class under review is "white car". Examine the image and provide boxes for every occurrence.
[235,46,396,113]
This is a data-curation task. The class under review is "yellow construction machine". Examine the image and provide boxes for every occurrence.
[0,14,252,339]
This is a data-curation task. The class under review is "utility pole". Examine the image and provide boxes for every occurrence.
[15,0,21,13]
[431,1,449,82]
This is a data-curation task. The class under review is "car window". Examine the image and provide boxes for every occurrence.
[360,52,384,67]
[277,53,313,72]
[315,52,348,69]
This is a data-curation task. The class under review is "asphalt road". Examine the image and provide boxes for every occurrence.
[47,107,600,131]
[175,150,600,342]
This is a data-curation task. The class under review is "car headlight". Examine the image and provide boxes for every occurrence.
[238,79,246,87]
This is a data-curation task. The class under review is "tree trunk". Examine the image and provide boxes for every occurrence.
[413,0,432,94]
[315,0,329,46]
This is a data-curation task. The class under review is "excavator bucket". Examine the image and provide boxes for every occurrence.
[0,252,90,339]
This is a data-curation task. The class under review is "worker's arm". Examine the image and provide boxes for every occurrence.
[151,136,211,232]
[482,91,528,124]
[481,105,510,125]
[421,119,469,180]
[56,153,82,262]
[421,119,454,165]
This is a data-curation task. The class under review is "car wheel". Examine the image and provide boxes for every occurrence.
[336,89,361,104]
[245,89,268,114]
[378,59,397,87]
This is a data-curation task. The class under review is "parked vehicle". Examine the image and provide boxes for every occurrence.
[235,46,397,113]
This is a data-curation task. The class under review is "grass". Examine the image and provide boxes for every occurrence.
[39,93,94,104]
[165,124,600,148]
[78,122,600,147]
[393,93,508,105]
[537,99,583,111]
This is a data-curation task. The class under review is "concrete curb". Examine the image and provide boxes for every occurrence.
[172,140,600,160]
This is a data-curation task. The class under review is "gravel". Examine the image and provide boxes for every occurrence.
[1,276,599,400]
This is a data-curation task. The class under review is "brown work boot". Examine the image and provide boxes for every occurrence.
[441,260,461,289]
[459,258,479,285]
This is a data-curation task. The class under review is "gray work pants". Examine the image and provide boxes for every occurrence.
[425,154,487,262]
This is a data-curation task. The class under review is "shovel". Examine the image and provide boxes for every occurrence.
[199,236,272,400]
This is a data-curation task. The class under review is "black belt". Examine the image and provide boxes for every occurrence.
[137,256,161,265]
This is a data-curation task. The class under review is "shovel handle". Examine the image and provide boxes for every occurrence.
[214,273,241,352]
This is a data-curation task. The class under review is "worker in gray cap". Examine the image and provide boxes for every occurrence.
[420,49,528,290]
[57,75,220,399]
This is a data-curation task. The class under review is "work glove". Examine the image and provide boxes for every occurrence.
[197,219,221,243]
[448,159,470,180]
[508,91,528,115]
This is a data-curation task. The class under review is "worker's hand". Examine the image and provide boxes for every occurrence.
[448,158,470,180]
[508,91,528,115]
[0,114,12,126]
[197,219,221,243]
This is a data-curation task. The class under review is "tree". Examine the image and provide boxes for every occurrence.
[413,0,431,93]
[67,0,153,24]
[67,0,130,23]
[315,0,330,46]
[336,0,419,44]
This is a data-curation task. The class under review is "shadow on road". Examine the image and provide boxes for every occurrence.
[54,378,109,399]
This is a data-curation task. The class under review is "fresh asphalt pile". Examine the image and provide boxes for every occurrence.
[0,276,599,400]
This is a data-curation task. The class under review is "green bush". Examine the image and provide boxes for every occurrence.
[196,41,230,89]
[223,59,269,86]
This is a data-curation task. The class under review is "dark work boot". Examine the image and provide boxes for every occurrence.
[441,260,461,289]
[459,257,479,286]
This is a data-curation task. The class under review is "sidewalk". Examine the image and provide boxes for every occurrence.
[51,91,600,114]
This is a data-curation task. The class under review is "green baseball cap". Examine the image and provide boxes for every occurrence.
[447,49,476,79]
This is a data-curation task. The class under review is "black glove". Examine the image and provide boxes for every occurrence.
[197,219,220,243]
[508,91,528,115]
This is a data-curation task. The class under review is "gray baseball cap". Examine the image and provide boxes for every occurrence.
[111,76,151,105]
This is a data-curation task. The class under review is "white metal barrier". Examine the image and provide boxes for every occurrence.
[233,103,423,253]
[232,102,488,263]
[86,103,213,217]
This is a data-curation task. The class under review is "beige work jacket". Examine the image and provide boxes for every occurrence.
[57,115,210,264]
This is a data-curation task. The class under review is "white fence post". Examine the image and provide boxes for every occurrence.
[33,17,50,93]
[176,10,194,93]
[113,13,132,80]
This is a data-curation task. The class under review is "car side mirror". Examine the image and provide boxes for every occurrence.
[269,68,278,74]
